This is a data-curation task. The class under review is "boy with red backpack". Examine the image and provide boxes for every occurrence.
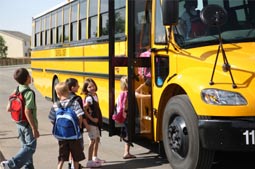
[1,67,40,169]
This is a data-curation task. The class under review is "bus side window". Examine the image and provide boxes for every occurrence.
[89,0,98,38]
[155,56,169,87]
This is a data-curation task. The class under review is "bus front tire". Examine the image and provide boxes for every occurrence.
[162,94,214,169]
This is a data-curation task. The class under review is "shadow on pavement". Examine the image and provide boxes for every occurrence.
[101,155,168,169]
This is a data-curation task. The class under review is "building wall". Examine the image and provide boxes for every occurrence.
[0,33,30,58]
[23,39,31,57]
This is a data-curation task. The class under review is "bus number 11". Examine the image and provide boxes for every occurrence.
[243,130,255,145]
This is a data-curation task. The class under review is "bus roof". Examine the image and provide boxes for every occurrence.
[32,0,74,20]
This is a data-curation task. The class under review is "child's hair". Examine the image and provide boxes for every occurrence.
[55,82,69,97]
[65,78,78,91]
[13,68,29,85]
[120,76,128,91]
[82,78,98,95]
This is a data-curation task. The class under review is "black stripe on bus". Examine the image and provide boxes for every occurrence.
[31,56,109,61]
[44,69,123,80]
[45,69,109,79]
[31,68,43,72]
[32,33,126,51]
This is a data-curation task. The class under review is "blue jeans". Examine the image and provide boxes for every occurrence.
[7,123,37,169]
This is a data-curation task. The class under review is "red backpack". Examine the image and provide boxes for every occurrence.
[8,87,32,123]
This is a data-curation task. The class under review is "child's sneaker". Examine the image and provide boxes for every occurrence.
[0,161,10,169]
[92,157,105,164]
[86,161,101,168]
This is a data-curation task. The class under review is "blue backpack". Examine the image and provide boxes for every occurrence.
[52,97,81,140]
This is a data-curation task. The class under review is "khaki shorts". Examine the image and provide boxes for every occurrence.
[88,125,100,140]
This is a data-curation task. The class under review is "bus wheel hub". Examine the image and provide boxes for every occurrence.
[168,116,189,158]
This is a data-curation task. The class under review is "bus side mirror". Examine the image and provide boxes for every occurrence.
[200,4,228,27]
[162,0,179,26]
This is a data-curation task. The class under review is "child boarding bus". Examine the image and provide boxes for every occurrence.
[31,0,255,169]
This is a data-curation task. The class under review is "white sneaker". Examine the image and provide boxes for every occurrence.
[93,157,105,164]
[0,161,10,169]
[86,161,101,168]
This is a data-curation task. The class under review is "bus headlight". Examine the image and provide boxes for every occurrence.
[201,89,247,105]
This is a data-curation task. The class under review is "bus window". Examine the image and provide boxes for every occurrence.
[71,2,78,41]
[79,0,87,40]
[41,17,45,46]
[155,56,169,87]
[155,0,166,44]
[45,14,50,45]
[51,12,56,44]
[57,9,63,43]
[134,0,152,55]
[100,0,109,36]
[89,0,98,38]
[35,19,40,47]
[63,5,70,42]
[115,0,125,34]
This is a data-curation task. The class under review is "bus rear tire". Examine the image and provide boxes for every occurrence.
[162,94,214,169]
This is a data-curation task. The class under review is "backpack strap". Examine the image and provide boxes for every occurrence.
[57,101,63,109]
[87,94,103,133]
[15,86,35,126]
[57,96,78,109]
[17,86,36,107]
[67,96,78,107]
[16,86,31,95]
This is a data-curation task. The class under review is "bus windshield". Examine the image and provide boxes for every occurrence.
[173,0,255,48]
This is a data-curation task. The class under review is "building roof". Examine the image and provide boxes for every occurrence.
[0,30,30,41]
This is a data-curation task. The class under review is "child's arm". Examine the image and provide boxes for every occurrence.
[48,105,56,124]
[82,117,90,131]
[78,115,83,129]
[135,83,151,99]
[25,108,40,138]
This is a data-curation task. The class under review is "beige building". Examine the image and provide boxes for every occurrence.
[0,30,31,58]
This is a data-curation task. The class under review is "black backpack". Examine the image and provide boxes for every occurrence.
[86,94,103,135]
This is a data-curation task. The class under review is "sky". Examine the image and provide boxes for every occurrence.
[0,0,66,36]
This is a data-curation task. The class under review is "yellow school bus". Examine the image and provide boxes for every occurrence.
[31,0,255,169]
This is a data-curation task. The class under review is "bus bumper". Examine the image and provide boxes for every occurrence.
[199,118,255,151]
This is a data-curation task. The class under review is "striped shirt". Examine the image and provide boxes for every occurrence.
[48,99,84,123]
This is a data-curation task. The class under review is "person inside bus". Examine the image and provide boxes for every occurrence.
[136,49,152,99]
[179,0,205,39]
